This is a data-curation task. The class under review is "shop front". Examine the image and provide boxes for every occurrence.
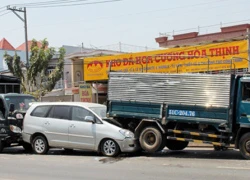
[83,40,249,82]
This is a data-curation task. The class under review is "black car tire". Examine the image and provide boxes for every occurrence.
[23,142,33,152]
[239,132,250,160]
[139,127,163,152]
[0,140,4,153]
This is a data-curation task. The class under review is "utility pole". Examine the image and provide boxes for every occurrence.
[7,6,29,67]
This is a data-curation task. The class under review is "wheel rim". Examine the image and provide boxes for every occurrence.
[34,139,45,153]
[246,140,250,153]
[103,140,116,156]
[145,131,156,146]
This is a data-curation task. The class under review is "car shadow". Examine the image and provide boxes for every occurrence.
[128,148,244,160]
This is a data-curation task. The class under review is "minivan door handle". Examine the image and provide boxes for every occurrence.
[241,113,247,117]
[69,124,75,128]
[45,121,50,125]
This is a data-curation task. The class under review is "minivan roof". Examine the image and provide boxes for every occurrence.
[31,102,106,108]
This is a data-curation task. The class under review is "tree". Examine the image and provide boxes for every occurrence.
[4,52,26,91]
[4,38,66,98]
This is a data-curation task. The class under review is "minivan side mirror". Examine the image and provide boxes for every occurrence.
[84,116,95,123]
[9,103,15,113]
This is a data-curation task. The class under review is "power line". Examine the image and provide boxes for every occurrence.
[0,6,6,10]
[121,0,232,17]
[0,11,11,18]
[12,0,90,6]
[29,0,121,8]
[10,0,244,30]
[0,9,7,14]
[164,18,250,35]
[10,0,122,9]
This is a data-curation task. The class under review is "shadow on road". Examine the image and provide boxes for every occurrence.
[139,148,244,160]
[1,146,244,161]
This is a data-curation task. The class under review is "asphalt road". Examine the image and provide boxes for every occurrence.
[0,147,249,180]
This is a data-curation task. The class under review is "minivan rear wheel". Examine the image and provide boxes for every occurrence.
[32,136,49,154]
[101,139,120,157]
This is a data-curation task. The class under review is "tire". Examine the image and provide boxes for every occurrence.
[139,127,163,152]
[0,140,4,153]
[101,139,120,157]
[165,140,189,150]
[239,132,250,160]
[32,136,49,155]
[23,142,33,152]
[157,134,166,151]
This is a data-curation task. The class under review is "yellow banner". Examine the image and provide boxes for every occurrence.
[84,40,248,81]
[79,83,92,102]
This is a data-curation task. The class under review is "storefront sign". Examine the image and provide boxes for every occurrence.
[65,87,79,95]
[79,83,92,102]
[84,40,248,81]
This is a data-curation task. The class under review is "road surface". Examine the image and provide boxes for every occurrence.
[0,147,249,180]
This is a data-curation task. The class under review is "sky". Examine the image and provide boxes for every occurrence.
[0,0,250,50]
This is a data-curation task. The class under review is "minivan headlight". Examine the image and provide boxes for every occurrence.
[119,129,134,138]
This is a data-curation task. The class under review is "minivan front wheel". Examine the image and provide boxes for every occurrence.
[32,136,49,154]
[101,139,120,157]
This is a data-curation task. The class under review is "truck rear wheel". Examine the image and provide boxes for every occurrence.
[239,132,250,160]
[139,127,163,152]
[166,140,189,151]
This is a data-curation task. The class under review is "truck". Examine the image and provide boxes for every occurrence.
[107,72,250,159]
[0,75,36,152]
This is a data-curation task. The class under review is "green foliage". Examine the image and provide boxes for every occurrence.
[4,52,25,91]
[4,38,65,98]
[46,47,66,92]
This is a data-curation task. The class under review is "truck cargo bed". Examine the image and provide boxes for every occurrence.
[108,72,234,126]
[108,72,232,107]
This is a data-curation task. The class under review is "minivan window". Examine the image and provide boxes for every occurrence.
[48,106,71,120]
[31,106,51,117]
[89,107,107,119]
[72,106,94,122]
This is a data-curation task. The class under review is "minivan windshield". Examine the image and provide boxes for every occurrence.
[89,107,107,119]
[5,96,37,111]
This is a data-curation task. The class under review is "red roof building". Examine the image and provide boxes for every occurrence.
[16,40,43,51]
[0,38,15,50]
[155,24,250,48]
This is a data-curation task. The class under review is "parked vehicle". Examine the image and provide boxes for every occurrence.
[22,102,138,157]
[0,75,37,152]
[107,72,250,159]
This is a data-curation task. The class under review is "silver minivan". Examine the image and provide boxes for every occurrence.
[22,102,139,157]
